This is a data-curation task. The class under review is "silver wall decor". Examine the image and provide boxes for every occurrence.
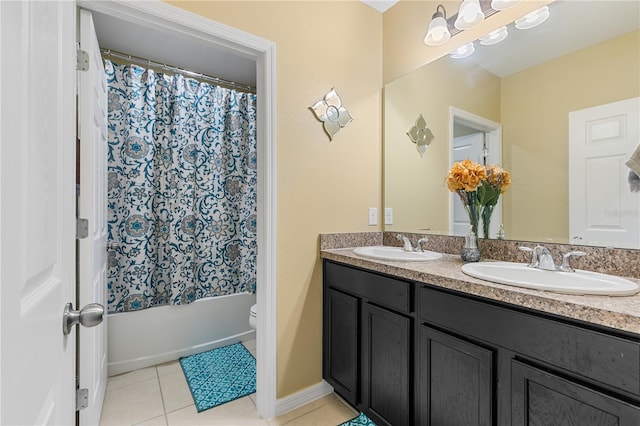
[407,113,434,156]
[310,88,353,141]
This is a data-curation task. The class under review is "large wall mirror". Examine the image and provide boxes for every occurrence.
[384,0,640,249]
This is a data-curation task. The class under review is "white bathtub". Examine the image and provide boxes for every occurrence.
[107,292,256,376]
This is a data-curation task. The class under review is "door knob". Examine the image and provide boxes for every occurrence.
[62,302,104,335]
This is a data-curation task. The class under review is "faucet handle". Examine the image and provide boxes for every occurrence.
[558,251,587,272]
[518,246,538,268]
[416,237,429,252]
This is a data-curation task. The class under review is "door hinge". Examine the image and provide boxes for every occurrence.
[77,49,89,71]
[76,218,89,239]
[76,387,89,411]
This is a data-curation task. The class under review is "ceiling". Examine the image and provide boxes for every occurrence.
[361,0,399,13]
[91,10,257,87]
[90,1,639,86]
[469,0,640,77]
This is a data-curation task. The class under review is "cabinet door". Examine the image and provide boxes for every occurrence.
[512,360,640,426]
[362,303,412,426]
[417,325,494,426]
[324,288,359,404]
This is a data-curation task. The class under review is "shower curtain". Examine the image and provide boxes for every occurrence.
[105,60,257,313]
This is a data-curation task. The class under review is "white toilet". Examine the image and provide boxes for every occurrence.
[249,304,257,329]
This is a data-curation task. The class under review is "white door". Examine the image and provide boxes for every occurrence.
[569,97,640,248]
[451,133,485,236]
[78,9,108,425]
[0,1,77,424]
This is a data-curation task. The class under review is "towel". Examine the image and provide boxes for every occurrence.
[629,170,640,193]
[625,144,640,176]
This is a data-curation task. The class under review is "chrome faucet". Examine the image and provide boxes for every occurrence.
[397,234,431,252]
[397,234,414,251]
[519,245,586,272]
[534,246,557,271]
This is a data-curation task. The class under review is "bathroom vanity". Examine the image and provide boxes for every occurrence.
[321,247,640,426]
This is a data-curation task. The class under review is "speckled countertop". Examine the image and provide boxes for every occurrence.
[321,247,640,336]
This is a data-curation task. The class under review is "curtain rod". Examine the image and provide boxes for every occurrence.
[100,48,256,94]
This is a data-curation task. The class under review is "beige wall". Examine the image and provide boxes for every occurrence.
[384,56,500,233]
[165,1,383,398]
[501,30,640,241]
[383,0,552,84]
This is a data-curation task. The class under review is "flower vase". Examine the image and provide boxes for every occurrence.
[461,231,480,262]
[481,204,494,239]
[462,191,480,237]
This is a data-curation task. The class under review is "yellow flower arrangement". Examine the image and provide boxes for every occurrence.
[447,160,511,239]
[446,159,487,192]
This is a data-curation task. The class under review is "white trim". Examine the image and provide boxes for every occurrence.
[76,0,278,418]
[449,107,503,237]
[274,380,334,418]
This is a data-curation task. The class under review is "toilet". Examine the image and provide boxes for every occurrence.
[249,304,257,329]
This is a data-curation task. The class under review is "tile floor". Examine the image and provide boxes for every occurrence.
[99,340,358,426]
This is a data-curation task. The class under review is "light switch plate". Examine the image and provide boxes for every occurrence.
[368,207,378,226]
[384,208,393,225]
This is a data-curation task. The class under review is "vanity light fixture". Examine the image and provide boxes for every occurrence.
[515,6,550,30]
[454,0,485,30]
[479,26,508,45]
[450,42,475,59]
[424,4,451,46]
[490,0,520,11]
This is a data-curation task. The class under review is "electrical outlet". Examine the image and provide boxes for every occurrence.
[368,207,378,226]
[384,208,393,225]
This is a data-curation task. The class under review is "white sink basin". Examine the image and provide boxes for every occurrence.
[353,246,443,262]
[462,261,640,296]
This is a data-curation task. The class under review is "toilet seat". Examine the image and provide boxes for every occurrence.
[249,304,257,329]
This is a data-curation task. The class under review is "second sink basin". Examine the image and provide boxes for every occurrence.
[353,246,443,262]
[462,261,640,296]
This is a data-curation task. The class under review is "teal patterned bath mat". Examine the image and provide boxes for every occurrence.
[179,342,256,412]
[339,412,377,426]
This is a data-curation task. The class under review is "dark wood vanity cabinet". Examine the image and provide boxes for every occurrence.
[417,284,640,426]
[322,260,640,426]
[323,261,413,426]
[416,325,494,425]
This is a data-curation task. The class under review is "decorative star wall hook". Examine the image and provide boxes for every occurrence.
[407,113,434,156]
[310,88,353,141]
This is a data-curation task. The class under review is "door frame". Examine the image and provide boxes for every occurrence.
[76,0,278,418]
[449,107,502,237]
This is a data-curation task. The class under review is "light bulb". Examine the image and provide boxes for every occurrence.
[479,26,508,45]
[515,6,550,30]
[455,0,485,30]
[450,42,475,59]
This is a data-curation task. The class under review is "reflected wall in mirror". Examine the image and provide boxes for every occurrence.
[384,0,640,249]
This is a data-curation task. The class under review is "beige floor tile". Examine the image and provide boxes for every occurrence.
[134,414,168,426]
[156,360,183,377]
[277,401,357,426]
[159,371,194,413]
[100,379,165,426]
[107,367,158,391]
[166,396,267,425]
[267,394,344,426]
[243,339,257,357]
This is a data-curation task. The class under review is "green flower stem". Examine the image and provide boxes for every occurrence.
[461,190,479,237]
[481,204,495,239]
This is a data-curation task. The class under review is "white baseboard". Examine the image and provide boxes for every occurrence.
[274,380,335,418]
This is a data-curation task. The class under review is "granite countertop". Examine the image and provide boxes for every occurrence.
[321,247,640,336]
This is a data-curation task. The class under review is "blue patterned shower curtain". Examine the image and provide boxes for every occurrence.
[105,60,257,313]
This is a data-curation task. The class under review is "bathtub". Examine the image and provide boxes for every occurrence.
[107,292,256,376]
